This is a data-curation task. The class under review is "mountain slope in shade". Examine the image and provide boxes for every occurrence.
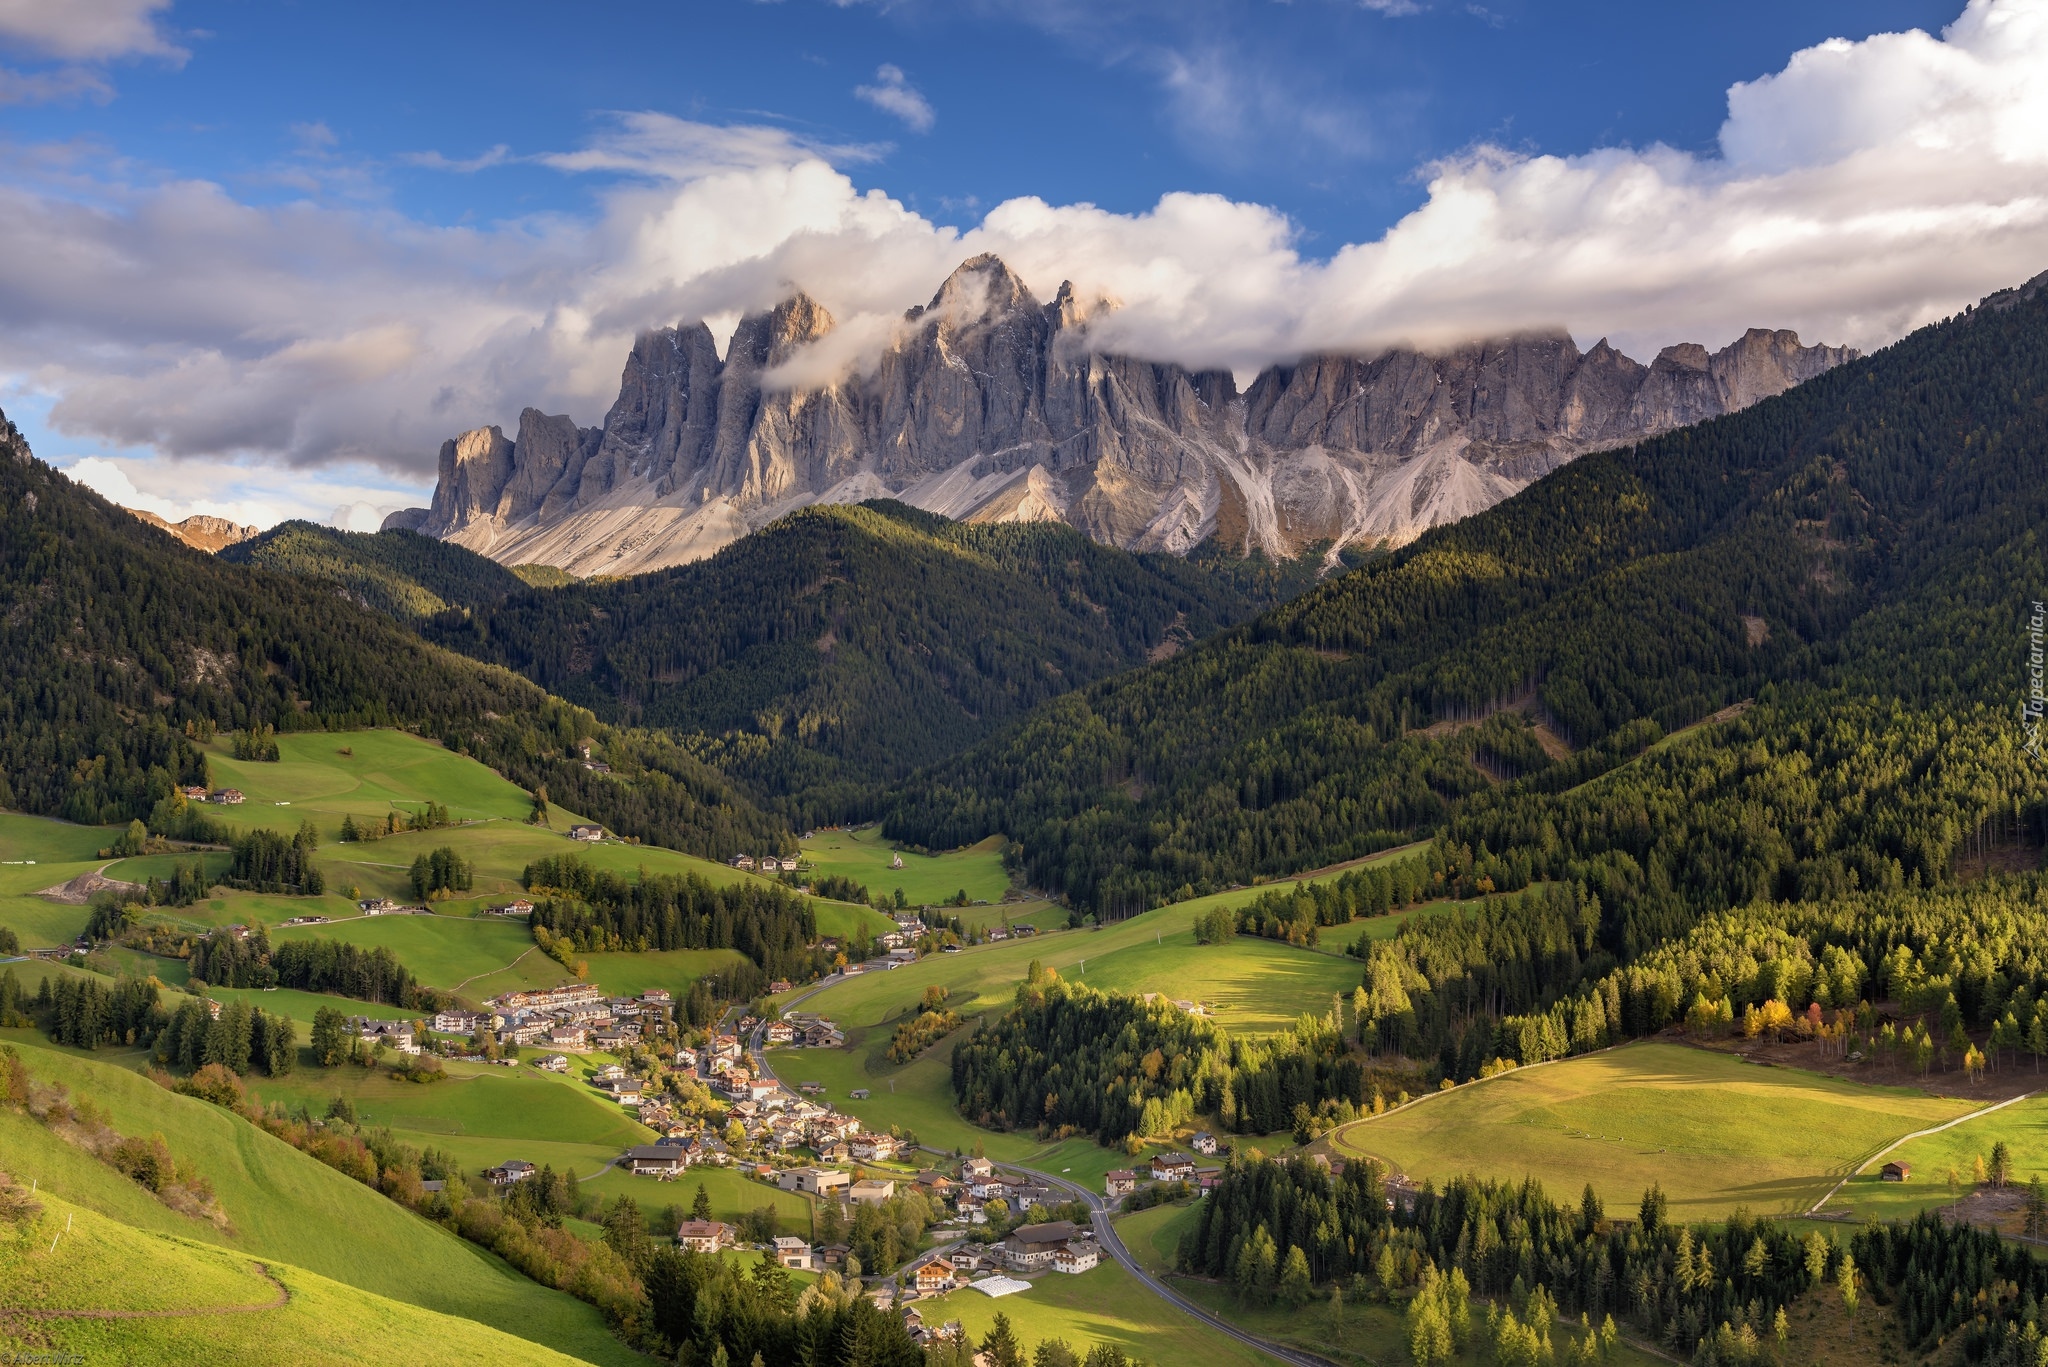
[411,253,1854,577]
[125,506,259,552]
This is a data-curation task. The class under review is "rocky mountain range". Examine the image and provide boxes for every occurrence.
[124,508,259,553]
[399,254,1855,576]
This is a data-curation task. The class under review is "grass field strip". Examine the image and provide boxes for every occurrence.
[1805,1087,2044,1217]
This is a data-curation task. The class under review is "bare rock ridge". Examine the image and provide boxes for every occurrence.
[418,254,1856,577]
[125,507,260,553]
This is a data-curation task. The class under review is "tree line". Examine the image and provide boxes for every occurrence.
[524,853,819,982]
[950,968,1372,1144]
[1184,1152,1847,1363]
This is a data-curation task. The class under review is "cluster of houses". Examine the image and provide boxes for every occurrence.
[357,898,433,917]
[182,784,244,805]
[731,854,802,873]
[765,1012,843,1049]
[479,983,672,1052]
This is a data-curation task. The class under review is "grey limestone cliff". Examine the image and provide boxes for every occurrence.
[418,254,1856,576]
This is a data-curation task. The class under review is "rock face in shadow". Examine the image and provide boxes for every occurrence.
[419,254,1857,577]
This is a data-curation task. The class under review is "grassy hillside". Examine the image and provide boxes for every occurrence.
[1326,1042,1972,1220]
[0,1035,640,1365]
[800,826,1012,906]
[418,501,1312,825]
[222,520,538,620]
[0,1188,600,1366]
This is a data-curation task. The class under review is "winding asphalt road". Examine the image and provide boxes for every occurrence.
[743,975,1335,1367]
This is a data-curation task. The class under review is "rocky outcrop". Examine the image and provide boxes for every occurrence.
[417,255,1857,576]
[380,507,429,532]
[126,508,260,553]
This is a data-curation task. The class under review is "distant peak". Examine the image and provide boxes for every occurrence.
[927,253,1035,319]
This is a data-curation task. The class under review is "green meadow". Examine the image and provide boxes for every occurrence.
[1,1034,640,1366]
[800,826,1013,905]
[911,1259,1277,1367]
[1329,1042,1973,1220]
[0,1189,601,1367]
[780,855,1408,1034]
[1817,1089,2048,1225]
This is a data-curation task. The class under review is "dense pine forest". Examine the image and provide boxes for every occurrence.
[222,519,567,619]
[414,501,1316,826]
[886,274,2048,922]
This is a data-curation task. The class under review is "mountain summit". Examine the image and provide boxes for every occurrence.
[405,256,1854,576]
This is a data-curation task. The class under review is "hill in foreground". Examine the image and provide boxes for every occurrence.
[0,1035,637,1365]
[0,1185,598,1367]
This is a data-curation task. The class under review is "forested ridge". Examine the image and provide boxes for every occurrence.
[417,501,1315,827]
[0,435,788,859]
[886,272,2048,920]
[221,520,553,619]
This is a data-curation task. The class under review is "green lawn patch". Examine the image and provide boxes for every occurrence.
[0,1189,602,1367]
[912,1259,1275,1367]
[801,826,1012,906]
[2,1035,640,1366]
[1329,1041,1973,1220]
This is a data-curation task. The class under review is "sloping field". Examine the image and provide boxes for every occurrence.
[799,826,1012,906]
[1,1035,640,1366]
[1329,1042,1971,1219]
[0,1189,599,1366]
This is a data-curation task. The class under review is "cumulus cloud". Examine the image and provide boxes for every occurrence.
[5,0,2048,493]
[854,64,935,132]
[0,0,182,61]
[0,0,183,108]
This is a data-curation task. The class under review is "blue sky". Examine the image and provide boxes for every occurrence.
[1,0,2043,527]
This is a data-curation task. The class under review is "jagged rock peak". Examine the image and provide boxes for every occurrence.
[411,254,1861,577]
[921,253,1037,325]
[125,508,260,552]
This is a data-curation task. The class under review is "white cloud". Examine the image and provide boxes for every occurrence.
[854,64,935,132]
[4,0,2048,494]
[54,451,425,531]
[0,0,182,61]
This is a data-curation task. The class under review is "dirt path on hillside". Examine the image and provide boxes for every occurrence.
[0,1263,289,1319]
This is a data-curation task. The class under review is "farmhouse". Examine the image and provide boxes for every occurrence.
[999,1221,1083,1270]
[358,898,400,914]
[1104,1171,1136,1199]
[732,855,756,870]
[850,1134,902,1162]
[1052,1240,1099,1274]
[351,1018,417,1054]
[493,899,535,917]
[536,1055,569,1072]
[676,1220,734,1253]
[626,1145,688,1177]
[765,1021,795,1045]
[1150,1153,1196,1183]
[773,1237,813,1270]
[1881,1161,1913,1181]
[911,1260,955,1294]
[1191,1132,1219,1156]
[486,1160,536,1186]
[570,824,605,842]
[212,789,245,804]
[181,785,209,800]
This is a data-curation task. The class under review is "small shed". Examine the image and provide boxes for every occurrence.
[1880,1161,1912,1182]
